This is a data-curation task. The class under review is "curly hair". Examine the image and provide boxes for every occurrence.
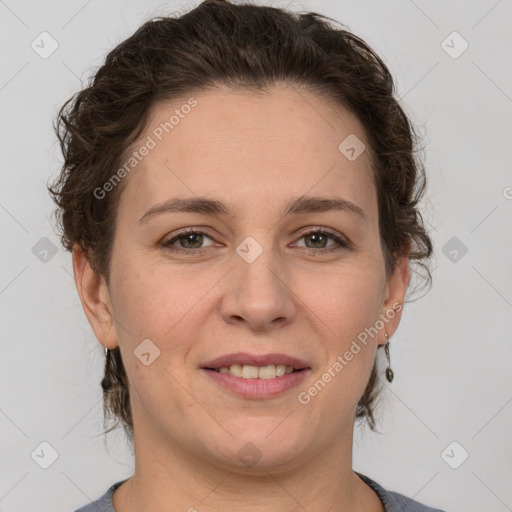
[48,0,433,444]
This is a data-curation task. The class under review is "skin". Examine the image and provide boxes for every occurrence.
[73,83,410,512]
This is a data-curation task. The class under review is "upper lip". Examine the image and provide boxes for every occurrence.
[202,352,310,370]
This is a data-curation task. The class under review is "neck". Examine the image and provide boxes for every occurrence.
[113,419,383,512]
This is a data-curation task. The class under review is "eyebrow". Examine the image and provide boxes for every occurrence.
[138,195,367,224]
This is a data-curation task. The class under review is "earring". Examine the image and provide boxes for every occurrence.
[101,344,112,392]
[384,332,394,383]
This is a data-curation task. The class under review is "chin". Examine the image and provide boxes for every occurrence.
[197,418,310,472]
[212,443,306,475]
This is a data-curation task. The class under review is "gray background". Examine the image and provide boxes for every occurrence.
[1,1,511,511]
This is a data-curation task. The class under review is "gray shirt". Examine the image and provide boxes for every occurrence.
[74,472,447,511]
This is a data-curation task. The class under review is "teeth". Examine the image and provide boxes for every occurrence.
[229,364,243,377]
[258,365,276,380]
[242,365,259,379]
[215,364,297,379]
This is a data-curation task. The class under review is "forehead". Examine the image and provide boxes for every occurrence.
[118,84,377,222]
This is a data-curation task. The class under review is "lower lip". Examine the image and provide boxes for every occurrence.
[201,368,310,399]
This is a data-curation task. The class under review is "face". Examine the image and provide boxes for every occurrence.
[75,84,409,473]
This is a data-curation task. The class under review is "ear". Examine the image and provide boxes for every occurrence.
[377,240,411,346]
[72,243,118,350]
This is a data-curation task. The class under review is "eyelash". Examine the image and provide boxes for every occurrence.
[161,227,349,256]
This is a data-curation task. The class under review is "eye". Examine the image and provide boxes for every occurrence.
[293,228,349,254]
[161,227,349,255]
[161,228,215,254]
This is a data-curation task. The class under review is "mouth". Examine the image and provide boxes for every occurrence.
[202,352,310,377]
[205,364,303,379]
[200,352,311,398]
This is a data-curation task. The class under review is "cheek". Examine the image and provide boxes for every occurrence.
[108,255,207,419]
[109,251,222,351]
[300,262,384,338]
[299,264,383,394]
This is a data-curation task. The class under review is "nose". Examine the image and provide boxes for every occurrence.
[220,243,297,332]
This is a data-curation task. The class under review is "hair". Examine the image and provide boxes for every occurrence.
[48,0,433,444]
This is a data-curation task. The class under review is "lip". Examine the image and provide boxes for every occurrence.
[202,352,310,370]
[201,367,311,399]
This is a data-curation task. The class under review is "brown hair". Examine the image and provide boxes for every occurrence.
[48,0,433,443]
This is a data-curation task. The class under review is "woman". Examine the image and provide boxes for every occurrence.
[48,1,444,510]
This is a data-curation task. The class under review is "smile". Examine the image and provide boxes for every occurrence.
[201,352,311,398]
[210,364,297,379]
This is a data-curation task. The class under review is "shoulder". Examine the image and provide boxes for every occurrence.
[355,472,448,512]
[73,479,127,512]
